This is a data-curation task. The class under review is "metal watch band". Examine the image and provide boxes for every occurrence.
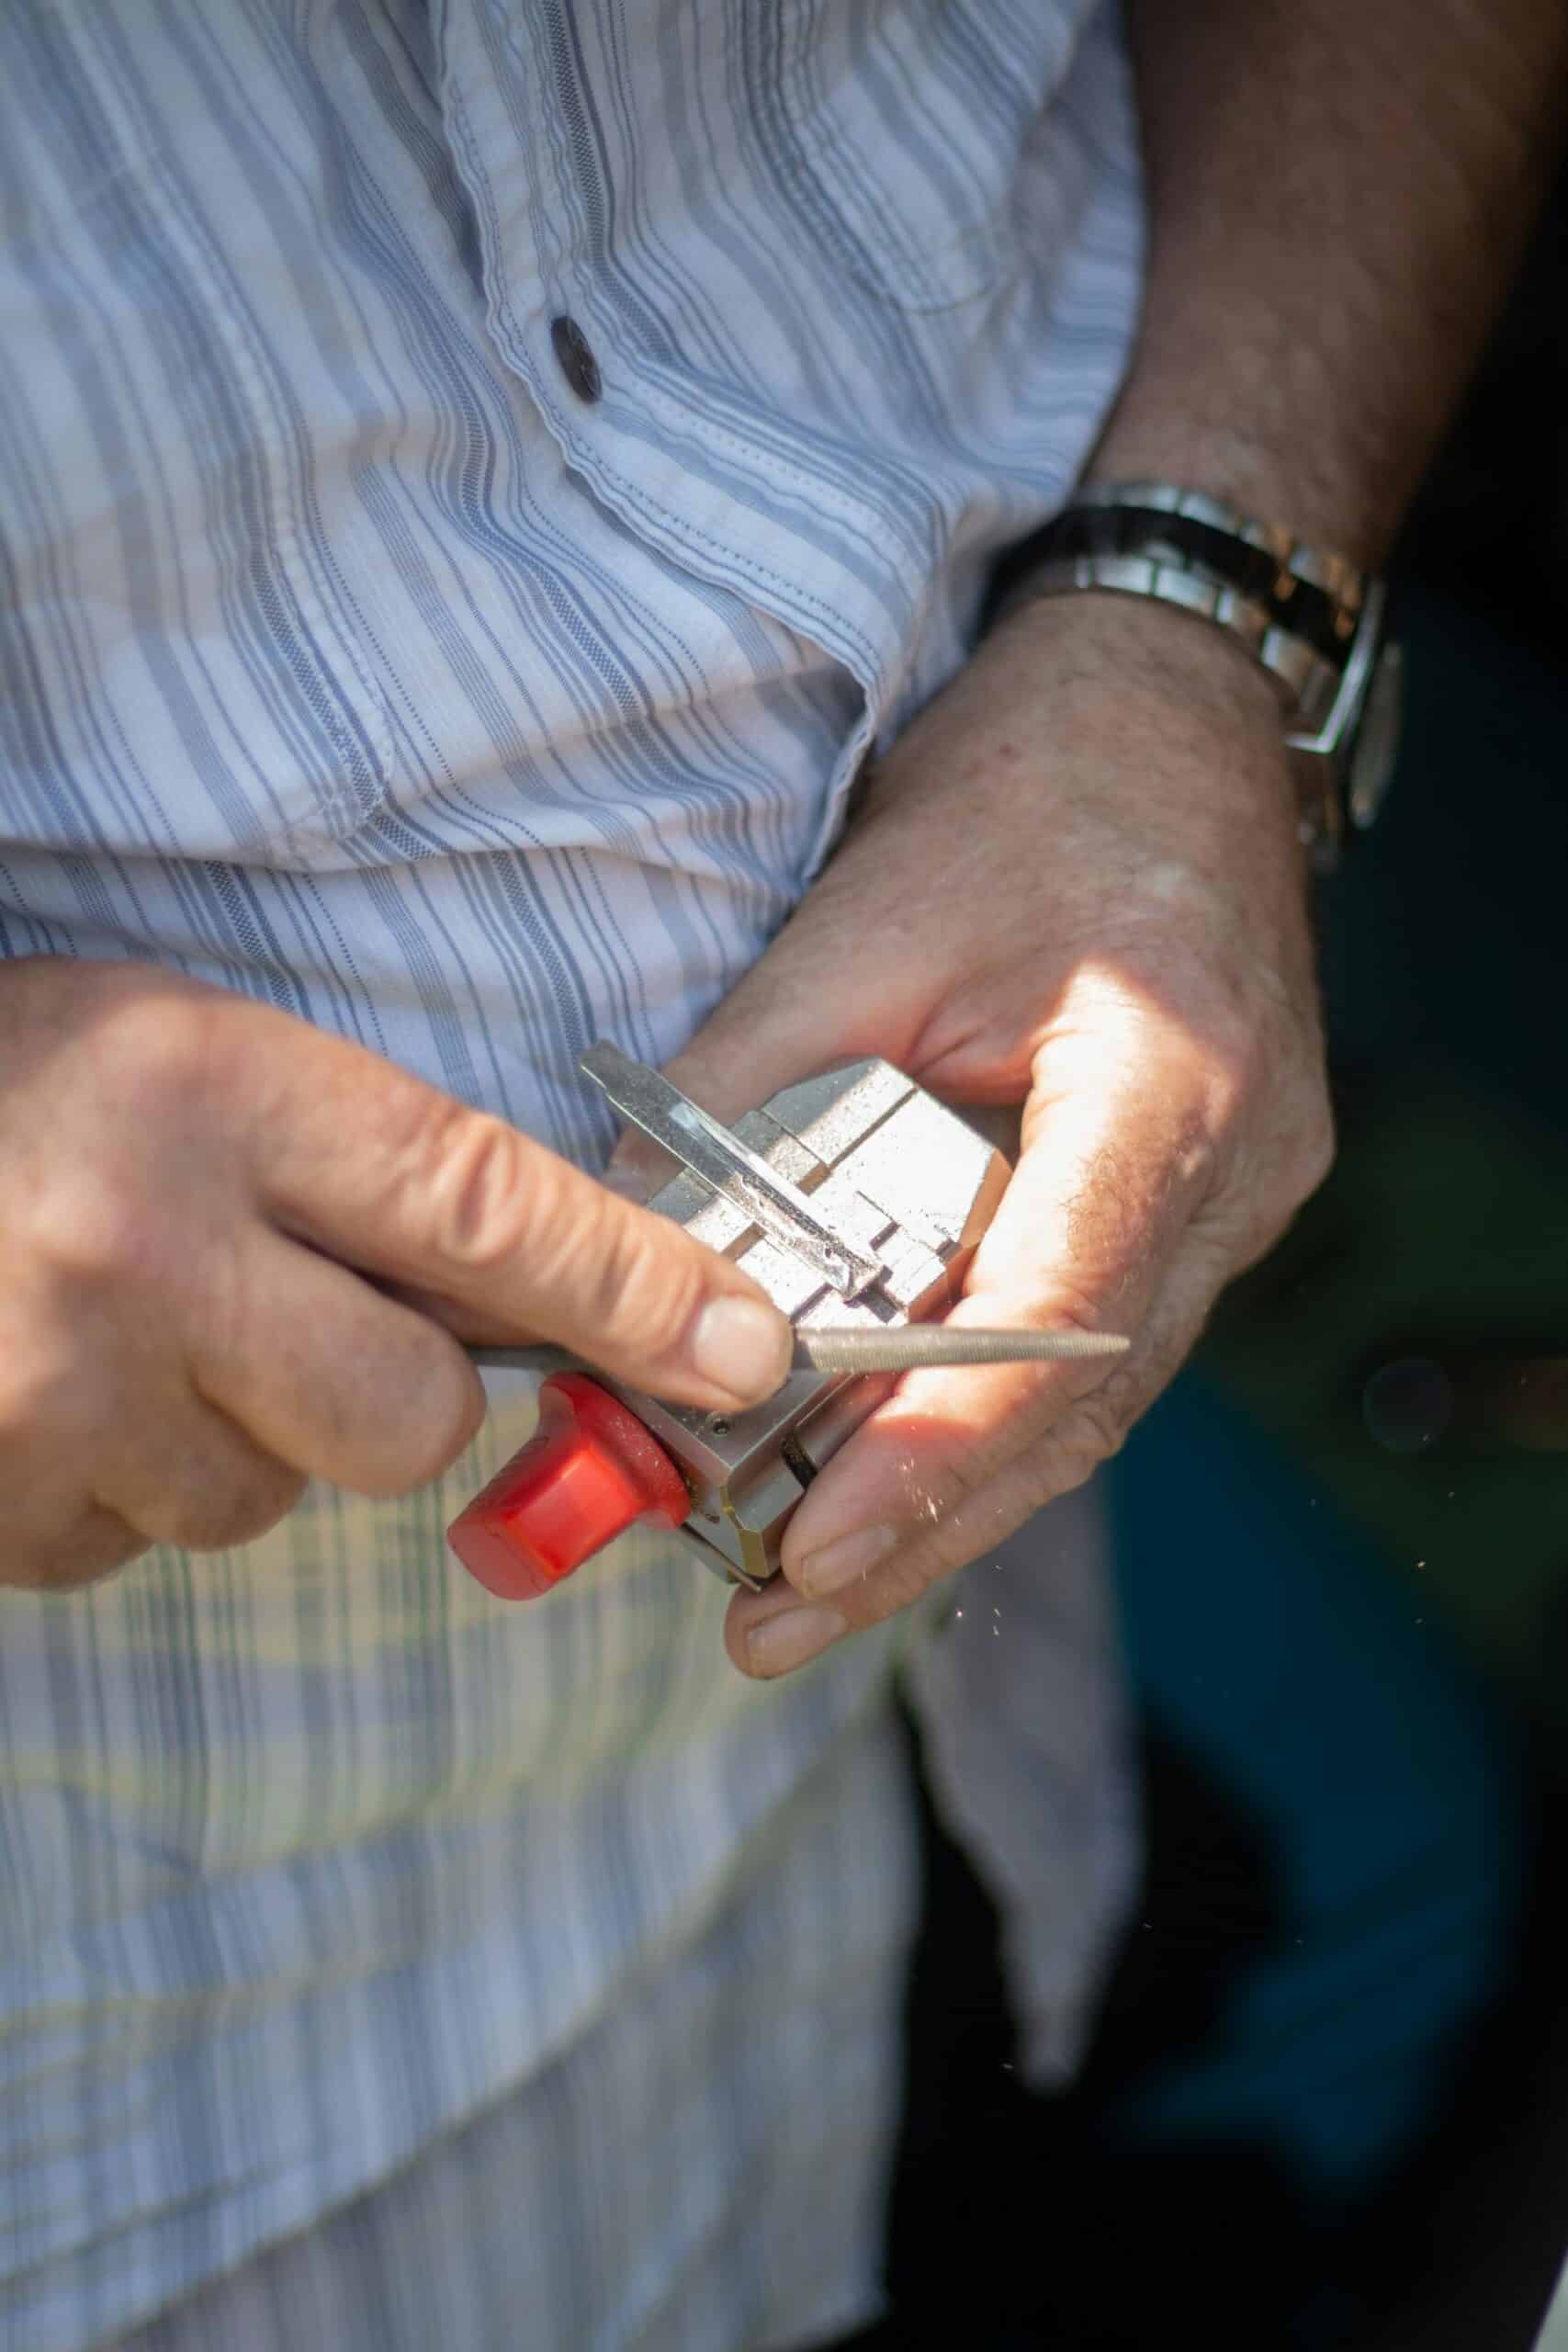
[1056,481,1366,659]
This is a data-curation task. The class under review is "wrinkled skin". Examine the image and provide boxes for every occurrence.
[615,594,1336,1679]
[0,962,792,1589]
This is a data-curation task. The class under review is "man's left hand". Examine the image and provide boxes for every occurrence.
[618,594,1336,1679]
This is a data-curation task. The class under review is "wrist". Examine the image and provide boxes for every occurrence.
[993,586,1293,788]
[1082,412,1391,575]
[981,590,1313,906]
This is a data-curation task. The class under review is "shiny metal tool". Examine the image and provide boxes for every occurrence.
[448,1047,1128,1600]
[473,1325,1127,1379]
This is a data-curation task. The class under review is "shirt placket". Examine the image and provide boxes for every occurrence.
[426,0,915,782]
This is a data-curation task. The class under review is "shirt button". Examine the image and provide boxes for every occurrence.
[550,314,603,403]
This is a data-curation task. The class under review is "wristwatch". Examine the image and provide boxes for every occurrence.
[988,481,1403,870]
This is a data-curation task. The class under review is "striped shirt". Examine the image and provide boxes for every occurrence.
[0,3,1143,2345]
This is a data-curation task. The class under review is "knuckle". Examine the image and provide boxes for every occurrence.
[832,1544,932,1630]
[0,1330,75,1441]
[1032,1384,1129,1488]
[418,1108,536,1274]
[1066,1384,1128,1463]
[1037,1276,1121,1345]
[369,1095,714,1369]
[365,1369,485,1496]
[1170,1116,1223,1204]
[157,1460,305,1553]
[28,1178,156,1288]
[923,1440,994,1520]
[1199,1026,1258,1125]
[1241,1095,1337,1257]
[96,987,213,1113]
[0,1516,147,1593]
[556,1201,707,1364]
[304,1310,486,1498]
[1293,1099,1337,1197]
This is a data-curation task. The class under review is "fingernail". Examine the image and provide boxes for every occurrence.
[746,1604,847,1677]
[691,1295,793,1404]
[797,1522,899,1598]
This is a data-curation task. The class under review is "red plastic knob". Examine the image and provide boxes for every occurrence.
[447,1372,691,1600]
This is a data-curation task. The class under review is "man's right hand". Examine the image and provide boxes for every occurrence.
[0,959,792,1589]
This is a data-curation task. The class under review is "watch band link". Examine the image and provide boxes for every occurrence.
[1058,481,1366,659]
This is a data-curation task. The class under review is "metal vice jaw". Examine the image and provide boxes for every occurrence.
[447,1047,1010,1599]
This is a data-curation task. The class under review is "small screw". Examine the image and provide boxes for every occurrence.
[707,1415,732,1435]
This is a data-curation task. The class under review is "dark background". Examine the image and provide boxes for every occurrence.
[853,160,1568,2352]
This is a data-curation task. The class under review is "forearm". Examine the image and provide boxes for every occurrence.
[1100,0,1568,560]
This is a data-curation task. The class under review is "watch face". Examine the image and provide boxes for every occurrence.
[1348,639,1404,830]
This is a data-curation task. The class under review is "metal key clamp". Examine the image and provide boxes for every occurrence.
[448,1045,1126,1601]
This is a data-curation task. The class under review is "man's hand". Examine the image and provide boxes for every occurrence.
[624,595,1335,1679]
[0,962,792,1589]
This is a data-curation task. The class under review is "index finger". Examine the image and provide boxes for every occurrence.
[775,1009,1213,1601]
[241,1012,793,1413]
